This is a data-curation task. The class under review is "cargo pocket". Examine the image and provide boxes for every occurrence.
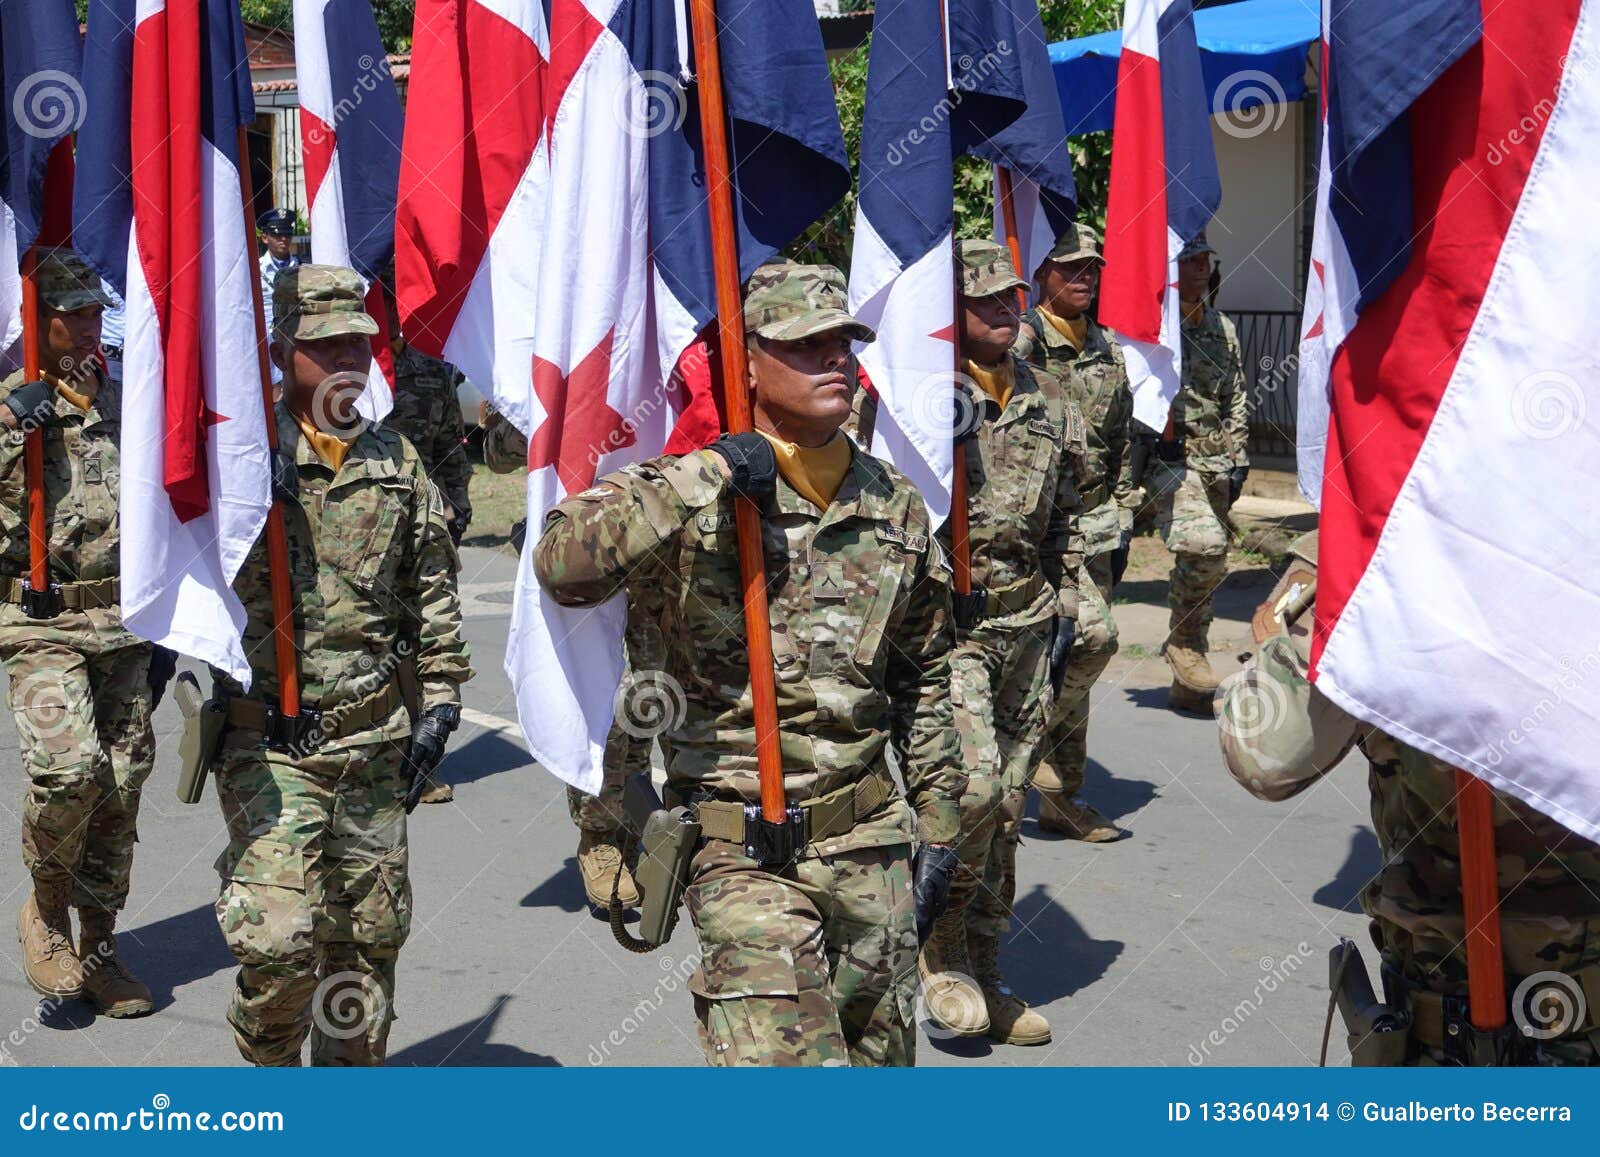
[213,838,314,967]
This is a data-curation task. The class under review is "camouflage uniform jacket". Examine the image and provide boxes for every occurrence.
[1171,305,1249,477]
[1223,633,1600,995]
[385,344,471,518]
[216,404,473,731]
[957,357,1089,621]
[1022,311,1135,557]
[536,445,965,849]
[0,367,136,645]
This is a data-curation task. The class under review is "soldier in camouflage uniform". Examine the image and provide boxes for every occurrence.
[1220,533,1600,1065]
[211,266,472,1066]
[856,241,1088,1044]
[1128,230,1249,713]
[1,250,156,1017]
[1021,223,1130,842]
[536,262,964,1066]
[481,409,648,908]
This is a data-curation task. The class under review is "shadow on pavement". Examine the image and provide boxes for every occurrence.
[390,995,560,1066]
[1313,827,1380,914]
[1004,883,1124,1006]
[117,902,234,1013]
[1023,761,1159,837]
[440,730,531,789]
[520,857,589,913]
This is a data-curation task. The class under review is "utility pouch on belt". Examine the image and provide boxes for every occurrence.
[1325,939,1409,1066]
[612,772,700,954]
[175,673,227,804]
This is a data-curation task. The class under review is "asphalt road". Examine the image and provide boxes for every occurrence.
[0,542,1373,1067]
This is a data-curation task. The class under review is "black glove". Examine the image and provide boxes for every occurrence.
[403,703,461,813]
[1049,617,1075,698]
[4,380,55,429]
[707,432,778,505]
[1227,465,1249,506]
[146,645,179,711]
[1109,531,1131,589]
[509,517,528,554]
[951,587,988,631]
[270,449,299,504]
[953,389,982,446]
[447,510,470,547]
[912,843,961,945]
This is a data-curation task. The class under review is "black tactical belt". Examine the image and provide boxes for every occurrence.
[225,680,403,753]
[0,575,119,617]
[1402,970,1600,1064]
[1152,439,1185,462]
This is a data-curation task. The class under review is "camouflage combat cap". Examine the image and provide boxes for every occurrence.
[1178,230,1216,261]
[272,264,380,341]
[743,261,875,343]
[956,238,1027,298]
[35,249,113,312]
[1044,222,1105,266]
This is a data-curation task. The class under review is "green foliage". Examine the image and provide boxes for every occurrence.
[235,0,414,52]
[787,0,1122,272]
[240,0,293,33]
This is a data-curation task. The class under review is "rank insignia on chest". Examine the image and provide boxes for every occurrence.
[83,457,103,484]
[814,564,848,602]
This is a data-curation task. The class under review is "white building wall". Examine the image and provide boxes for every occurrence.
[1207,107,1305,313]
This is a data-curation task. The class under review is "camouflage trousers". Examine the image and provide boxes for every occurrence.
[1133,460,1231,641]
[946,609,1052,936]
[570,620,668,834]
[213,715,411,1067]
[687,840,918,1066]
[0,619,154,911]
[1039,554,1119,798]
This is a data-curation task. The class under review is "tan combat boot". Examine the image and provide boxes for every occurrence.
[576,829,640,910]
[1037,793,1123,842]
[17,881,82,998]
[417,776,454,804]
[78,909,154,1018]
[969,930,1051,1046]
[1166,623,1219,715]
[918,913,989,1036]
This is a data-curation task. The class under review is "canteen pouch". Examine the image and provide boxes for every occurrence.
[175,672,227,805]
[613,772,701,953]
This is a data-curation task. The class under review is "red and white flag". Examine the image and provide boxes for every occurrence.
[294,0,404,422]
[74,0,271,682]
[1304,0,1600,841]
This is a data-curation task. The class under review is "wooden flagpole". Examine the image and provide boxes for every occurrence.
[1454,769,1508,1033]
[20,250,49,601]
[236,125,302,720]
[685,0,787,824]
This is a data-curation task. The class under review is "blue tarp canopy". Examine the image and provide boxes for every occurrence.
[1051,0,1320,136]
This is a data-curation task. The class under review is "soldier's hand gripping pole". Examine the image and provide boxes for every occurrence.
[687,0,803,867]
[237,126,302,724]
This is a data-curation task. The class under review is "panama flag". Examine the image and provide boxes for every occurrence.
[848,0,1025,521]
[394,0,547,436]
[294,0,403,421]
[1304,0,1600,843]
[401,0,847,791]
[973,0,1077,284]
[75,0,271,682]
[1,0,83,366]
[1098,0,1220,431]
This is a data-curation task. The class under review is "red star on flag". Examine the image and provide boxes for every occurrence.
[528,331,636,494]
[1304,259,1328,340]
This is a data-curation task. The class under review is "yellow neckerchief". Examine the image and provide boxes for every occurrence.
[45,370,97,412]
[1181,298,1205,326]
[755,430,852,511]
[294,413,354,471]
[964,357,1014,411]
[1037,306,1088,354]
